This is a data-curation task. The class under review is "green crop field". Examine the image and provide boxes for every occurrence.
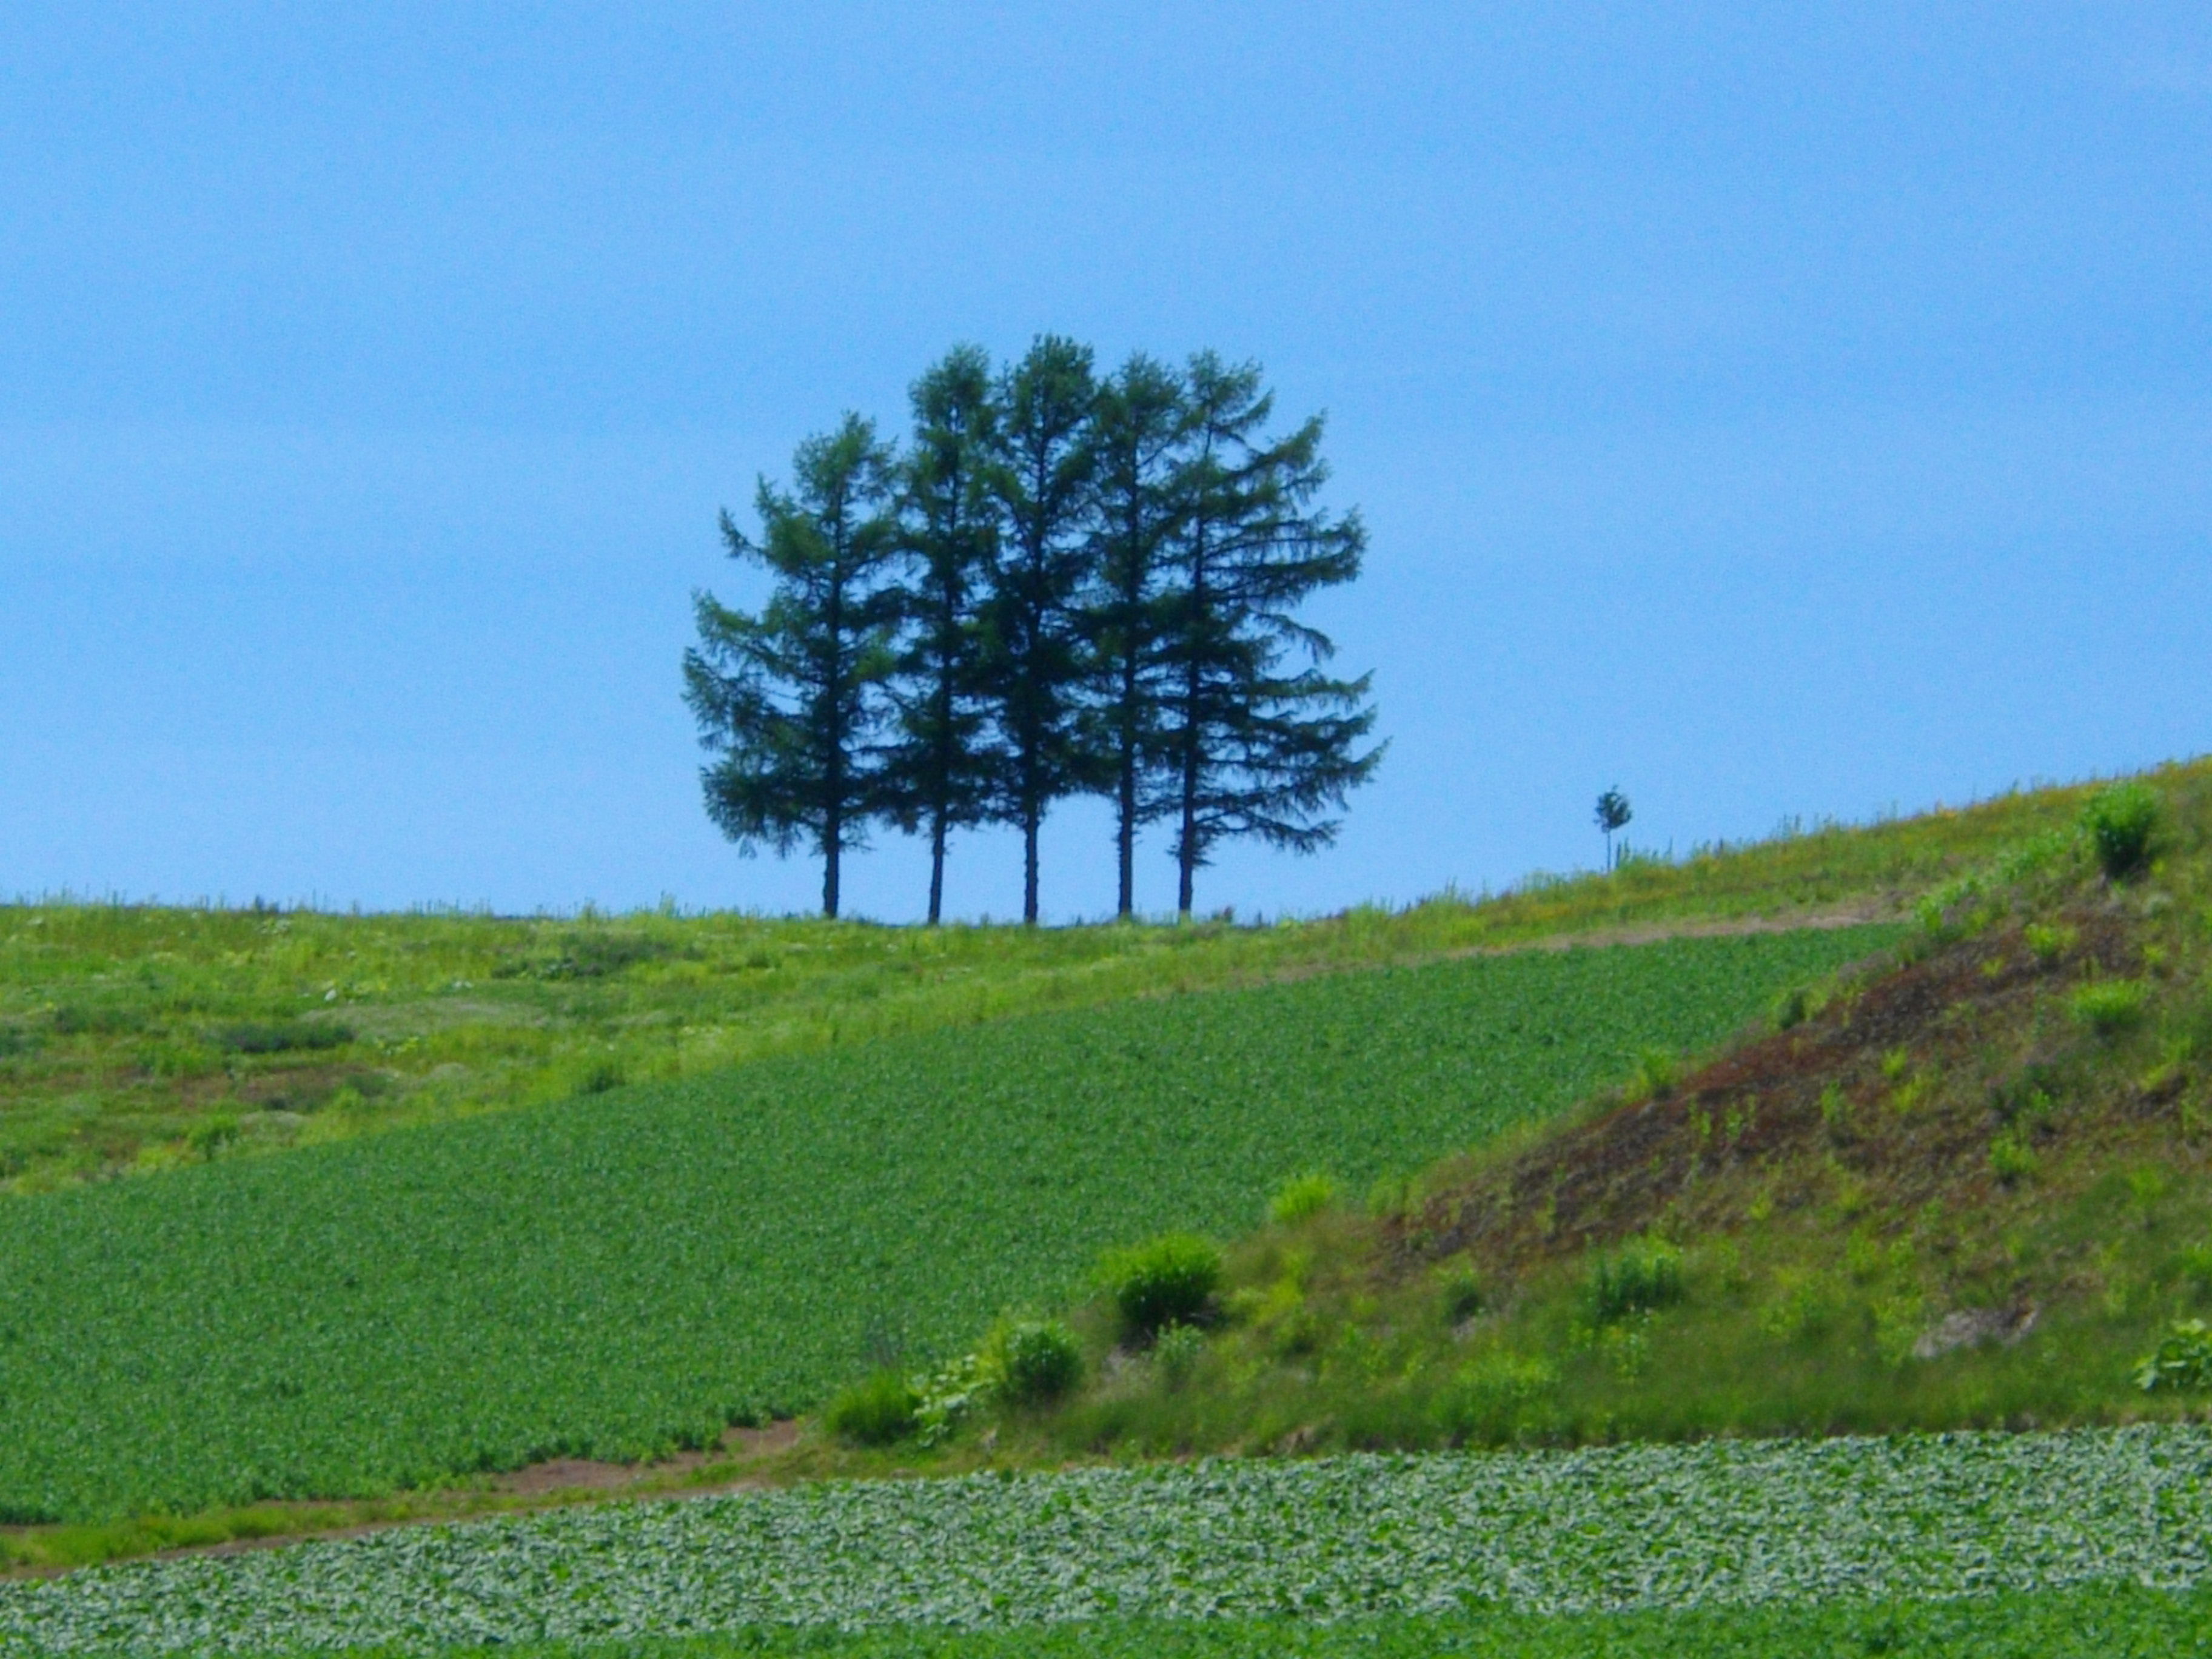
[347,1589,2212,1659]
[3,1429,2206,1654]
[0,927,1889,1522]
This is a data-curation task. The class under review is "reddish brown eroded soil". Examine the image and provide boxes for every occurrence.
[1399,905,2148,1273]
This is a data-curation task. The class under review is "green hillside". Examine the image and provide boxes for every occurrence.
[0,770,2096,1191]
[925,765,2212,1466]
[0,928,1888,1523]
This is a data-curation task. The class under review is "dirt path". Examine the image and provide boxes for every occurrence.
[1450,899,1903,956]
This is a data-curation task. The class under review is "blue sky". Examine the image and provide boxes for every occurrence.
[2,4,2207,921]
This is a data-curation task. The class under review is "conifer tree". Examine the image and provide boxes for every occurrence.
[1084,353,1190,919]
[683,415,899,919]
[884,346,1000,924]
[1152,354,1382,917]
[982,336,1099,924]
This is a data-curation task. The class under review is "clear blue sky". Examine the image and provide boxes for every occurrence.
[2,4,2207,921]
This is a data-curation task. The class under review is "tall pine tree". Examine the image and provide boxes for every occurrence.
[683,415,900,919]
[1153,354,1382,916]
[983,336,1098,924]
[1084,353,1189,919]
[883,346,1000,925]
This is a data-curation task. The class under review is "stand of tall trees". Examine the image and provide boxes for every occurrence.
[685,338,1382,922]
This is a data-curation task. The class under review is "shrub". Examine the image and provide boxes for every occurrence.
[986,1318,1082,1407]
[1818,1083,1850,1136]
[2176,1242,2212,1296]
[2135,1318,2212,1392]
[823,1370,918,1446]
[1988,1132,2036,1185]
[1771,985,1812,1030]
[911,1354,991,1446]
[2073,979,2148,1036]
[2023,923,2076,964]
[1153,1322,1207,1390]
[2082,782,2159,880]
[187,1114,242,1160]
[1438,1264,1484,1324]
[1588,1238,1684,1322]
[1268,1171,1338,1226]
[1101,1233,1222,1340]
[1633,1048,1678,1101]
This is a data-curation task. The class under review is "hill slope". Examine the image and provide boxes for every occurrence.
[950,765,2212,1462]
[0,770,2097,1190]
[0,927,1888,1522]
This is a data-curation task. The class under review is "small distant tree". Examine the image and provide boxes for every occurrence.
[683,416,900,919]
[982,335,1099,925]
[1151,354,1382,917]
[884,346,1000,924]
[1595,787,1633,870]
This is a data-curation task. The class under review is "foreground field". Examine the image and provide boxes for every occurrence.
[0,766,2103,1189]
[357,1589,2212,1659]
[0,928,1886,1523]
[2,1429,2207,1653]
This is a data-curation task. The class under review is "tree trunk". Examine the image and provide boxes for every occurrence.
[1177,789,1197,917]
[1116,753,1136,919]
[1024,806,1041,925]
[928,813,947,925]
[823,831,841,919]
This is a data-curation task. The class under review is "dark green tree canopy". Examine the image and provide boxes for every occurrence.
[982,335,1100,924]
[686,339,1381,923]
[885,345,1001,925]
[1151,352,1384,915]
[683,414,900,918]
[1086,352,1191,919]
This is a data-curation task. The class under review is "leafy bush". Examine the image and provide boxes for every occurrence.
[186,1113,241,1160]
[1438,1264,1485,1325]
[911,1354,992,1447]
[823,1370,918,1446]
[987,1319,1082,1407]
[1633,1048,1678,1100]
[1989,1132,2037,1185]
[2024,923,2077,964]
[2082,783,2159,879]
[1269,1171,1339,1225]
[1588,1238,1684,1322]
[1101,1233,1222,1340]
[2134,1319,2212,1392]
[1153,1323,1207,1390]
[1770,985,1811,1030]
[2072,980,2147,1036]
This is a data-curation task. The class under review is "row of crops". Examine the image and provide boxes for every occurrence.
[2,1429,2207,1654]
[0,928,1892,1521]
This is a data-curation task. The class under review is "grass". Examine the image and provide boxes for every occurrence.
[0,927,1890,1526]
[0,760,2139,1190]
[2,1430,2209,1652]
[178,1586,2212,1657]
[921,762,2212,1467]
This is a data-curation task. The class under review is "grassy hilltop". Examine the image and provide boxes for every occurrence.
[0,773,2087,1191]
